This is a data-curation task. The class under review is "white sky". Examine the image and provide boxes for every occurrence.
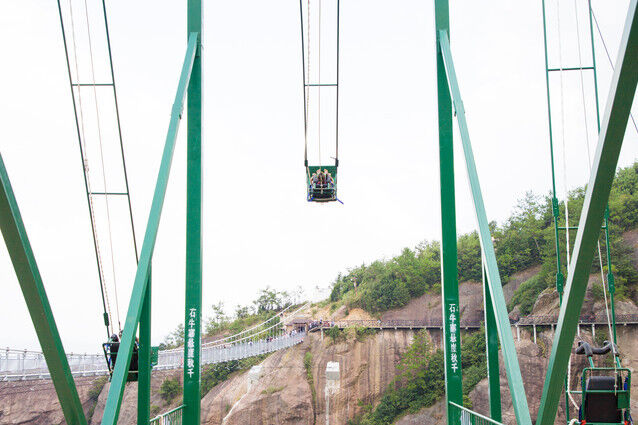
[0,0,637,354]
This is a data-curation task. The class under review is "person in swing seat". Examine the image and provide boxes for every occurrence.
[324,169,333,188]
[107,334,120,368]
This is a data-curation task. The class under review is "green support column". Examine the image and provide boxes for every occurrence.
[0,154,87,425]
[137,271,152,425]
[438,30,532,425]
[434,2,463,423]
[183,0,203,423]
[100,33,198,425]
[483,267,502,422]
[536,1,638,424]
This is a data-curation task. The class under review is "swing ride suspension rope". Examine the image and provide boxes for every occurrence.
[300,0,309,173]
[318,0,322,169]
[543,0,622,414]
[335,0,340,166]
[573,0,616,362]
[100,0,139,264]
[55,0,138,337]
[80,0,123,334]
[552,1,579,411]
[300,0,340,175]
[58,0,114,339]
[590,7,638,139]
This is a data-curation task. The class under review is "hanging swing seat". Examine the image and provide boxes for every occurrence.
[307,165,337,202]
[576,341,632,425]
[102,341,140,382]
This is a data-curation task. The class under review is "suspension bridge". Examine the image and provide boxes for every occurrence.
[0,0,636,424]
[4,313,638,382]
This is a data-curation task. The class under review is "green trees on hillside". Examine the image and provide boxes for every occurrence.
[331,162,638,315]
[349,330,486,425]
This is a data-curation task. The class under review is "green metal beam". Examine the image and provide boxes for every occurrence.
[137,273,152,425]
[536,1,638,424]
[100,32,199,425]
[183,0,203,423]
[434,2,463,424]
[438,30,533,425]
[0,154,87,425]
[483,267,502,422]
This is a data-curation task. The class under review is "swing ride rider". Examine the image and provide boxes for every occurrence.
[324,169,334,187]
[106,334,119,368]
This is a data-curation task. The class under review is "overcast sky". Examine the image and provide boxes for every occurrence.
[1,0,637,354]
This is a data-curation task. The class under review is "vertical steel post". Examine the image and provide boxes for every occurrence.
[483,266,502,422]
[184,0,203,423]
[536,2,638,423]
[438,30,533,425]
[100,34,198,425]
[137,270,152,425]
[434,2,463,423]
[540,0,565,300]
[0,154,87,425]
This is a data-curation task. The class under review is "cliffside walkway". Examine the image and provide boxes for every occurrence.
[0,302,312,382]
[0,332,305,382]
[3,313,637,382]
[308,313,638,331]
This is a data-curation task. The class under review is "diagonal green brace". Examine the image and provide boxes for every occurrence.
[438,30,533,425]
[0,153,87,425]
[100,32,199,425]
[536,1,638,424]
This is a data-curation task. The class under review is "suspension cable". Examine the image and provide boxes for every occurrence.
[555,0,572,267]
[81,0,122,334]
[590,8,638,138]
[573,0,616,356]
[101,0,139,264]
[300,0,309,169]
[317,0,322,169]
[64,0,114,337]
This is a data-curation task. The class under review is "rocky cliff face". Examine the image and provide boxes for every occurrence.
[89,369,183,425]
[4,242,638,425]
[0,376,104,425]
[202,329,420,425]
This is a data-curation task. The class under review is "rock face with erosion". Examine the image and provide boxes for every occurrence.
[0,376,105,425]
[203,329,420,425]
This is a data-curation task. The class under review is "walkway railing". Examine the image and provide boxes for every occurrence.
[310,313,638,331]
[150,405,183,425]
[0,331,306,381]
[448,402,504,425]
[4,313,638,381]
[516,313,638,326]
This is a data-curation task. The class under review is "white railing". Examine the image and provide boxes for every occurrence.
[150,405,184,425]
[0,332,305,381]
[0,298,310,381]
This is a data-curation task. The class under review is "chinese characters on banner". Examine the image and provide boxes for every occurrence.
[448,303,459,373]
[187,308,197,377]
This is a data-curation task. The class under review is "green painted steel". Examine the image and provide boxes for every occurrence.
[0,154,87,425]
[55,0,112,340]
[438,30,533,425]
[100,32,199,425]
[137,275,151,425]
[483,269,502,422]
[586,0,619,348]
[151,405,185,425]
[540,0,566,301]
[540,3,572,417]
[434,2,463,424]
[448,402,504,425]
[184,0,203,423]
[536,2,638,424]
